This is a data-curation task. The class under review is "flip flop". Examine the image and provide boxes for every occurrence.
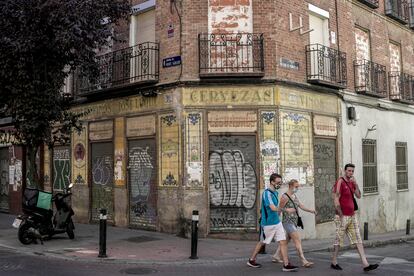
[303,262,314,268]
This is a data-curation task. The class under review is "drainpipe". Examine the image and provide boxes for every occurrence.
[334,0,341,52]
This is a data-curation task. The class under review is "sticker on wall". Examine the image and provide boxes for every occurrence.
[260,140,280,188]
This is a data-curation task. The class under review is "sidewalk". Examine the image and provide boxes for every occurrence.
[0,213,412,265]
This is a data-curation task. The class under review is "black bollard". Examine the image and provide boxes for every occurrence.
[189,210,199,259]
[98,209,107,258]
[363,222,368,240]
[407,219,411,235]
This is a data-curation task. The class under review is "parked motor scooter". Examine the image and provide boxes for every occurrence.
[13,183,75,244]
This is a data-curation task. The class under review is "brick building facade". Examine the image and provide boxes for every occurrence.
[1,0,413,239]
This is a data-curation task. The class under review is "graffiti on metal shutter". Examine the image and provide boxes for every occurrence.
[129,139,157,228]
[314,138,336,223]
[53,147,71,190]
[209,135,257,230]
[91,143,114,222]
[0,148,9,211]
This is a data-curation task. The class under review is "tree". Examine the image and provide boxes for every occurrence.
[0,0,130,188]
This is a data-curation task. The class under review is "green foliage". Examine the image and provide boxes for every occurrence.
[0,0,130,187]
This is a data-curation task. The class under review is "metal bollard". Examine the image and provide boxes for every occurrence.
[189,210,199,259]
[407,219,411,235]
[363,222,368,240]
[98,209,107,258]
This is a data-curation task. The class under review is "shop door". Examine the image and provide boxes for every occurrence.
[209,135,258,232]
[0,148,9,212]
[91,142,114,222]
[128,139,157,229]
[314,138,337,223]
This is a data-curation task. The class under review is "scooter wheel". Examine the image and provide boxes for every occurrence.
[18,222,35,245]
[66,220,75,239]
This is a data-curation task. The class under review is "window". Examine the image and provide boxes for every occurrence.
[355,27,370,62]
[396,142,408,190]
[362,139,378,193]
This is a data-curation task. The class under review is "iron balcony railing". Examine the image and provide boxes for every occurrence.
[76,42,159,95]
[385,0,410,24]
[354,59,387,97]
[389,71,414,104]
[306,44,347,88]
[357,0,379,8]
[199,33,264,77]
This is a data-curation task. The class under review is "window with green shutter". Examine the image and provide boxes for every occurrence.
[362,139,378,193]
[396,142,408,191]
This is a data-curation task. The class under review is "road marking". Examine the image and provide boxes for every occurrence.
[381,257,411,264]
[341,252,383,259]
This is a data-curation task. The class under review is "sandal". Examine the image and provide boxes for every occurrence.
[302,261,314,268]
[272,256,283,263]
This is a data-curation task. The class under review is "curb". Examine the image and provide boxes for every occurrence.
[0,235,413,266]
[303,235,414,253]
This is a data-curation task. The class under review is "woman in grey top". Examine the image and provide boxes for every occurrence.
[273,179,317,268]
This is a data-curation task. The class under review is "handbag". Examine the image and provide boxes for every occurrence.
[284,193,304,229]
[341,177,359,211]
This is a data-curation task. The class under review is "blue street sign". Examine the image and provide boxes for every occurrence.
[163,56,181,68]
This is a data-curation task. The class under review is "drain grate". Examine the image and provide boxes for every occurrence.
[123,236,160,243]
[121,267,157,275]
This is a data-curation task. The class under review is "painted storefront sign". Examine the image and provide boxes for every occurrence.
[278,87,339,114]
[183,87,273,106]
[208,111,257,133]
[128,139,157,229]
[209,135,257,231]
[71,92,175,120]
[126,115,156,137]
[313,115,337,137]
[89,120,113,141]
[185,112,203,188]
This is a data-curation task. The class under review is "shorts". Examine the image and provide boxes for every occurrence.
[334,214,362,247]
[283,222,298,234]
[260,222,286,244]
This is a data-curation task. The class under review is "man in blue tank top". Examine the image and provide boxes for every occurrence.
[247,173,298,272]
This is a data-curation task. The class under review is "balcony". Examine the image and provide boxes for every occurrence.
[306,44,347,89]
[357,0,379,8]
[389,72,414,104]
[198,33,264,78]
[75,42,159,96]
[385,0,410,24]
[354,59,387,97]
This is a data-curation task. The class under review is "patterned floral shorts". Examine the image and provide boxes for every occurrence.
[334,214,362,247]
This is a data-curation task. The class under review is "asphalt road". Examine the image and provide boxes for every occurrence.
[0,241,413,275]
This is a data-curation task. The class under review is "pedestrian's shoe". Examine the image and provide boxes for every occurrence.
[330,263,343,270]
[282,264,298,272]
[363,264,379,272]
[247,259,262,268]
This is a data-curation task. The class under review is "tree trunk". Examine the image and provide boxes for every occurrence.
[26,146,40,189]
